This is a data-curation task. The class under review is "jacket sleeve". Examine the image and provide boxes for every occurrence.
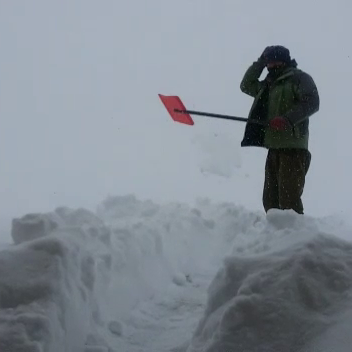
[284,72,320,125]
[240,61,267,97]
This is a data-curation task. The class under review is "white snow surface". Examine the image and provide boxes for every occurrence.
[1,196,352,352]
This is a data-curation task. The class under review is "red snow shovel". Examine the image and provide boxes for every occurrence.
[158,94,265,126]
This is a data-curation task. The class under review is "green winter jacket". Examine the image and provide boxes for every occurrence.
[240,61,320,149]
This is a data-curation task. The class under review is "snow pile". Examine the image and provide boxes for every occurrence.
[0,207,112,352]
[186,210,352,352]
[0,196,227,351]
[0,196,352,352]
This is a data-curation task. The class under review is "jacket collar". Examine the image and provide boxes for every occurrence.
[257,68,296,96]
[264,67,296,84]
[276,68,295,81]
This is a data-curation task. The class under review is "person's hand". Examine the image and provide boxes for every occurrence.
[269,117,291,131]
[258,46,273,65]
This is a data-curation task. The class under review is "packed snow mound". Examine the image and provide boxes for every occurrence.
[1,207,112,352]
[186,210,352,352]
[0,196,229,351]
[0,196,352,352]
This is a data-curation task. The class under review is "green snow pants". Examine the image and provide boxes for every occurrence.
[263,148,311,215]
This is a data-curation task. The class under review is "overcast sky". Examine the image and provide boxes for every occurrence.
[0,0,351,237]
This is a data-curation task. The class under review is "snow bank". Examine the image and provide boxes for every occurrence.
[1,196,352,352]
[0,207,112,352]
[0,196,227,351]
[186,210,352,352]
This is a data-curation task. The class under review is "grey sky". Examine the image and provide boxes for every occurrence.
[0,0,351,237]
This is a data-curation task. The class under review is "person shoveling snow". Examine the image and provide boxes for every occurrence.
[159,45,320,215]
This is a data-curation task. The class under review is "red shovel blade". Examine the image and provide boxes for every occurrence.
[158,94,194,125]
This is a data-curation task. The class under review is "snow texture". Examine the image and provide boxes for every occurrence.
[1,196,352,352]
[187,211,352,352]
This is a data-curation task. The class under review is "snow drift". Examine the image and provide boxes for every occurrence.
[0,196,223,352]
[0,196,352,352]
[0,207,112,352]
[186,211,352,352]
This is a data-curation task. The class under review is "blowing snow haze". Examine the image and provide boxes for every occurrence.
[0,0,351,231]
[0,1,352,351]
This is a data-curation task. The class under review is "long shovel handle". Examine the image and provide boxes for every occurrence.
[174,109,267,126]
[174,109,248,123]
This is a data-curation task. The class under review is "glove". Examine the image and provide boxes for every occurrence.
[258,46,274,65]
[269,117,291,131]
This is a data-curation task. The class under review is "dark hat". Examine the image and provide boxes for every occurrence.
[264,45,291,64]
